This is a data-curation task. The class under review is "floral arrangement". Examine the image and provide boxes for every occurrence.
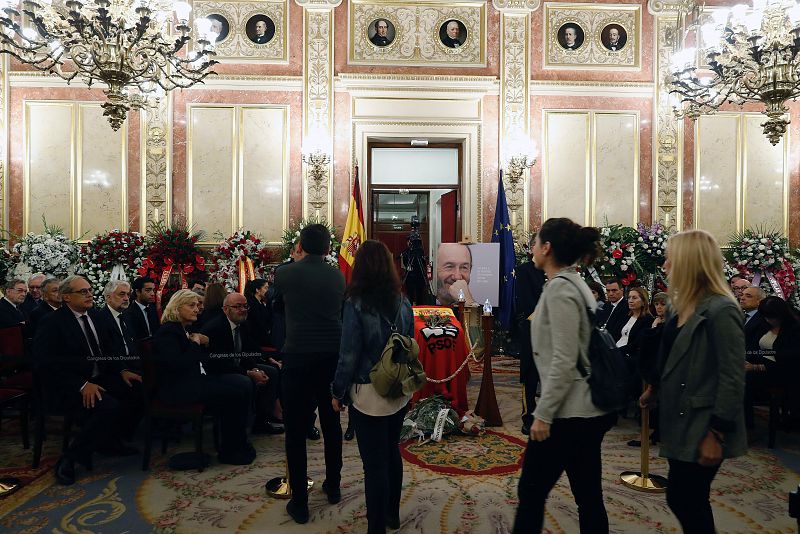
[724,229,798,301]
[11,222,79,278]
[79,230,146,306]
[594,224,642,286]
[634,222,670,273]
[0,245,15,282]
[209,230,275,292]
[138,220,205,289]
[514,230,533,265]
[280,217,340,268]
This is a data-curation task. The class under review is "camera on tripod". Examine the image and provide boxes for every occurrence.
[408,215,424,252]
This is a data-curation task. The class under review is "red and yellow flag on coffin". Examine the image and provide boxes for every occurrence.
[338,164,366,283]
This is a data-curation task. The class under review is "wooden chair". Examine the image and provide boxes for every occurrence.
[0,325,31,391]
[0,387,29,449]
[139,339,211,472]
[31,370,86,469]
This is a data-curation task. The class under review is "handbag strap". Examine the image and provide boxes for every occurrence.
[387,299,402,333]
[554,275,593,378]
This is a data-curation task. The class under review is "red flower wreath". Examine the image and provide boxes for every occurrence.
[138,220,205,286]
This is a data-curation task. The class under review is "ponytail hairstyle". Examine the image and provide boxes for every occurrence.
[537,217,602,267]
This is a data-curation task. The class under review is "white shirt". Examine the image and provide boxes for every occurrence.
[616,316,638,348]
[136,300,152,335]
[71,307,100,390]
[108,306,129,356]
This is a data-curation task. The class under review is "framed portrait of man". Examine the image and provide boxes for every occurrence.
[435,243,499,307]
[439,19,467,49]
[601,23,627,51]
[206,13,230,43]
[557,22,584,50]
[368,18,396,47]
[245,14,276,45]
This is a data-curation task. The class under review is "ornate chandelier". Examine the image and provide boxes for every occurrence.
[670,0,800,145]
[0,0,219,130]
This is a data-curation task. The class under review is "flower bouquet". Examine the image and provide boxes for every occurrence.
[634,222,671,292]
[209,230,273,293]
[12,221,79,278]
[280,217,340,268]
[80,230,146,305]
[138,220,205,310]
[0,245,15,282]
[592,224,642,286]
[724,228,797,300]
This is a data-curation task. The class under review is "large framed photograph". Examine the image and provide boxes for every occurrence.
[436,243,499,307]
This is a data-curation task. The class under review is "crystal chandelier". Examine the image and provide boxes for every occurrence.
[670,0,800,145]
[0,0,219,130]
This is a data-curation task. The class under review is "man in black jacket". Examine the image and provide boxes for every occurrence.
[597,278,627,341]
[0,279,27,329]
[513,256,546,435]
[272,224,345,524]
[33,275,131,485]
[28,277,61,336]
[741,286,771,427]
[202,292,283,435]
[124,277,159,340]
[20,273,45,317]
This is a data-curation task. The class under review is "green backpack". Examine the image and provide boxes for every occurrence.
[369,306,426,398]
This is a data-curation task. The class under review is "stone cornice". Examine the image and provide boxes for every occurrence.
[492,0,541,13]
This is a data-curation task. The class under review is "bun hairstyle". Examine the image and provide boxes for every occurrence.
[538,217,601,266]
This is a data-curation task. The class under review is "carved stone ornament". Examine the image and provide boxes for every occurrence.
[654,16,681,231]
[492,0,541,13]
[544,3,641,69]
[349,0,486,67]
[194,0,288,62]
[647,0,689,15]
[141,96,172,231]
[295,0,342,7]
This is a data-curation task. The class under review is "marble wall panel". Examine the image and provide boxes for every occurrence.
[594,112,637,226]
[25,102,73,234]
[188,106,236,240]
[743,114,786,232]
[543,111,589,224]
[695,114,740,243]
[79,104,126,237]
[240,106,288,242]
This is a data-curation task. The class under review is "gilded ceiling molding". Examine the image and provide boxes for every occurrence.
[499,11,530,235]
[646,0,687,15]
[140,95,173,233]
[302,4,335,220]
[653,16,682,231]
[492,0,541,13]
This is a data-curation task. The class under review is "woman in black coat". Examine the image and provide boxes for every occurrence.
[152,289,255,465]
[244,278,272,347]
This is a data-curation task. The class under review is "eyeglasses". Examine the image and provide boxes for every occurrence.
[67,288,93,296]
[226,304,249,310]
[28,285,41,290]
[8,287,27,293]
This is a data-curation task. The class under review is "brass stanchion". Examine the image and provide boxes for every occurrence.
[620,389,667,493]
[474,307,502,427]
[0,477,21,498]
[265,462,314,499]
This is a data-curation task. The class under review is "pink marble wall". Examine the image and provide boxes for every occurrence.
[332,91,353,231]
[7,86,141,238]
[529,94,654,231]
[481,95,500,243]
[333,2,501,77]
[170,89,303,224]
[531,0,654,83]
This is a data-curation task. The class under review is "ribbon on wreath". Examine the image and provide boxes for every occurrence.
[587,266,603,285]
[236,256,256,294]
[752,270,784,299]
[155,264,188,317]
[110,263,128,282]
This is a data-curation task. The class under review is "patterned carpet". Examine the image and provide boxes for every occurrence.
[0,362,798,534]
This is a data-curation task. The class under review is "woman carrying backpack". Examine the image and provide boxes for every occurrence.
[331,240,414,533]
[639,230,745,532]
[513,218,617,534]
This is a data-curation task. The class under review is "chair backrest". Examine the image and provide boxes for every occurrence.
[137,338,159,400]
[0,325,25,359]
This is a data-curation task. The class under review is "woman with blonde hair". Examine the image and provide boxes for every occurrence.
[153,289,255,465]
[640,230,745,533]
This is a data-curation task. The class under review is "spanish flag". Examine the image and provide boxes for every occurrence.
[338,164,366,283]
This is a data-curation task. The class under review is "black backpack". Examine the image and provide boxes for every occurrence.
[557,276,635,412]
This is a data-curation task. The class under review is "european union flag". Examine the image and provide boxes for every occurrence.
[492,172,516,330]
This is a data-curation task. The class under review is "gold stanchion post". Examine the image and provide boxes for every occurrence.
[620,385,667,493]
[265,462,314,499]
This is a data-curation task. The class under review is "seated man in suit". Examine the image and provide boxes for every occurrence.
[28,277,61,336]
[202,292,283,435]
[596,278,627,341]
[94,280,144,441]
[741,285,771,427]
[33,275,134,486]
[0,278,28,329]
[124,277,159,340]
[21,273,45,317]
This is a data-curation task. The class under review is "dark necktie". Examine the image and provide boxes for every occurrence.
[233,326,242,353]
[117,314,130,354]
[142,305,152,336]
[80,315,101,357]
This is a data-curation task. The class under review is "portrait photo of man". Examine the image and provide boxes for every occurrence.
[206,14,230,43]
[557,22,584,50]
[246,15,275,45]
[601,24,627,51]
[369,18,395,47]
[439,19,467,49]
[436,242,473,306]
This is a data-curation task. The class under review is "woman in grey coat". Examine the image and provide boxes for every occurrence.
[640,229,746,533]
[512,218,617,534]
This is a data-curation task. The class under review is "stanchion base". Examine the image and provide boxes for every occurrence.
[265,477,314,499]
[0,477,22,498]
[620,471,668,493]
